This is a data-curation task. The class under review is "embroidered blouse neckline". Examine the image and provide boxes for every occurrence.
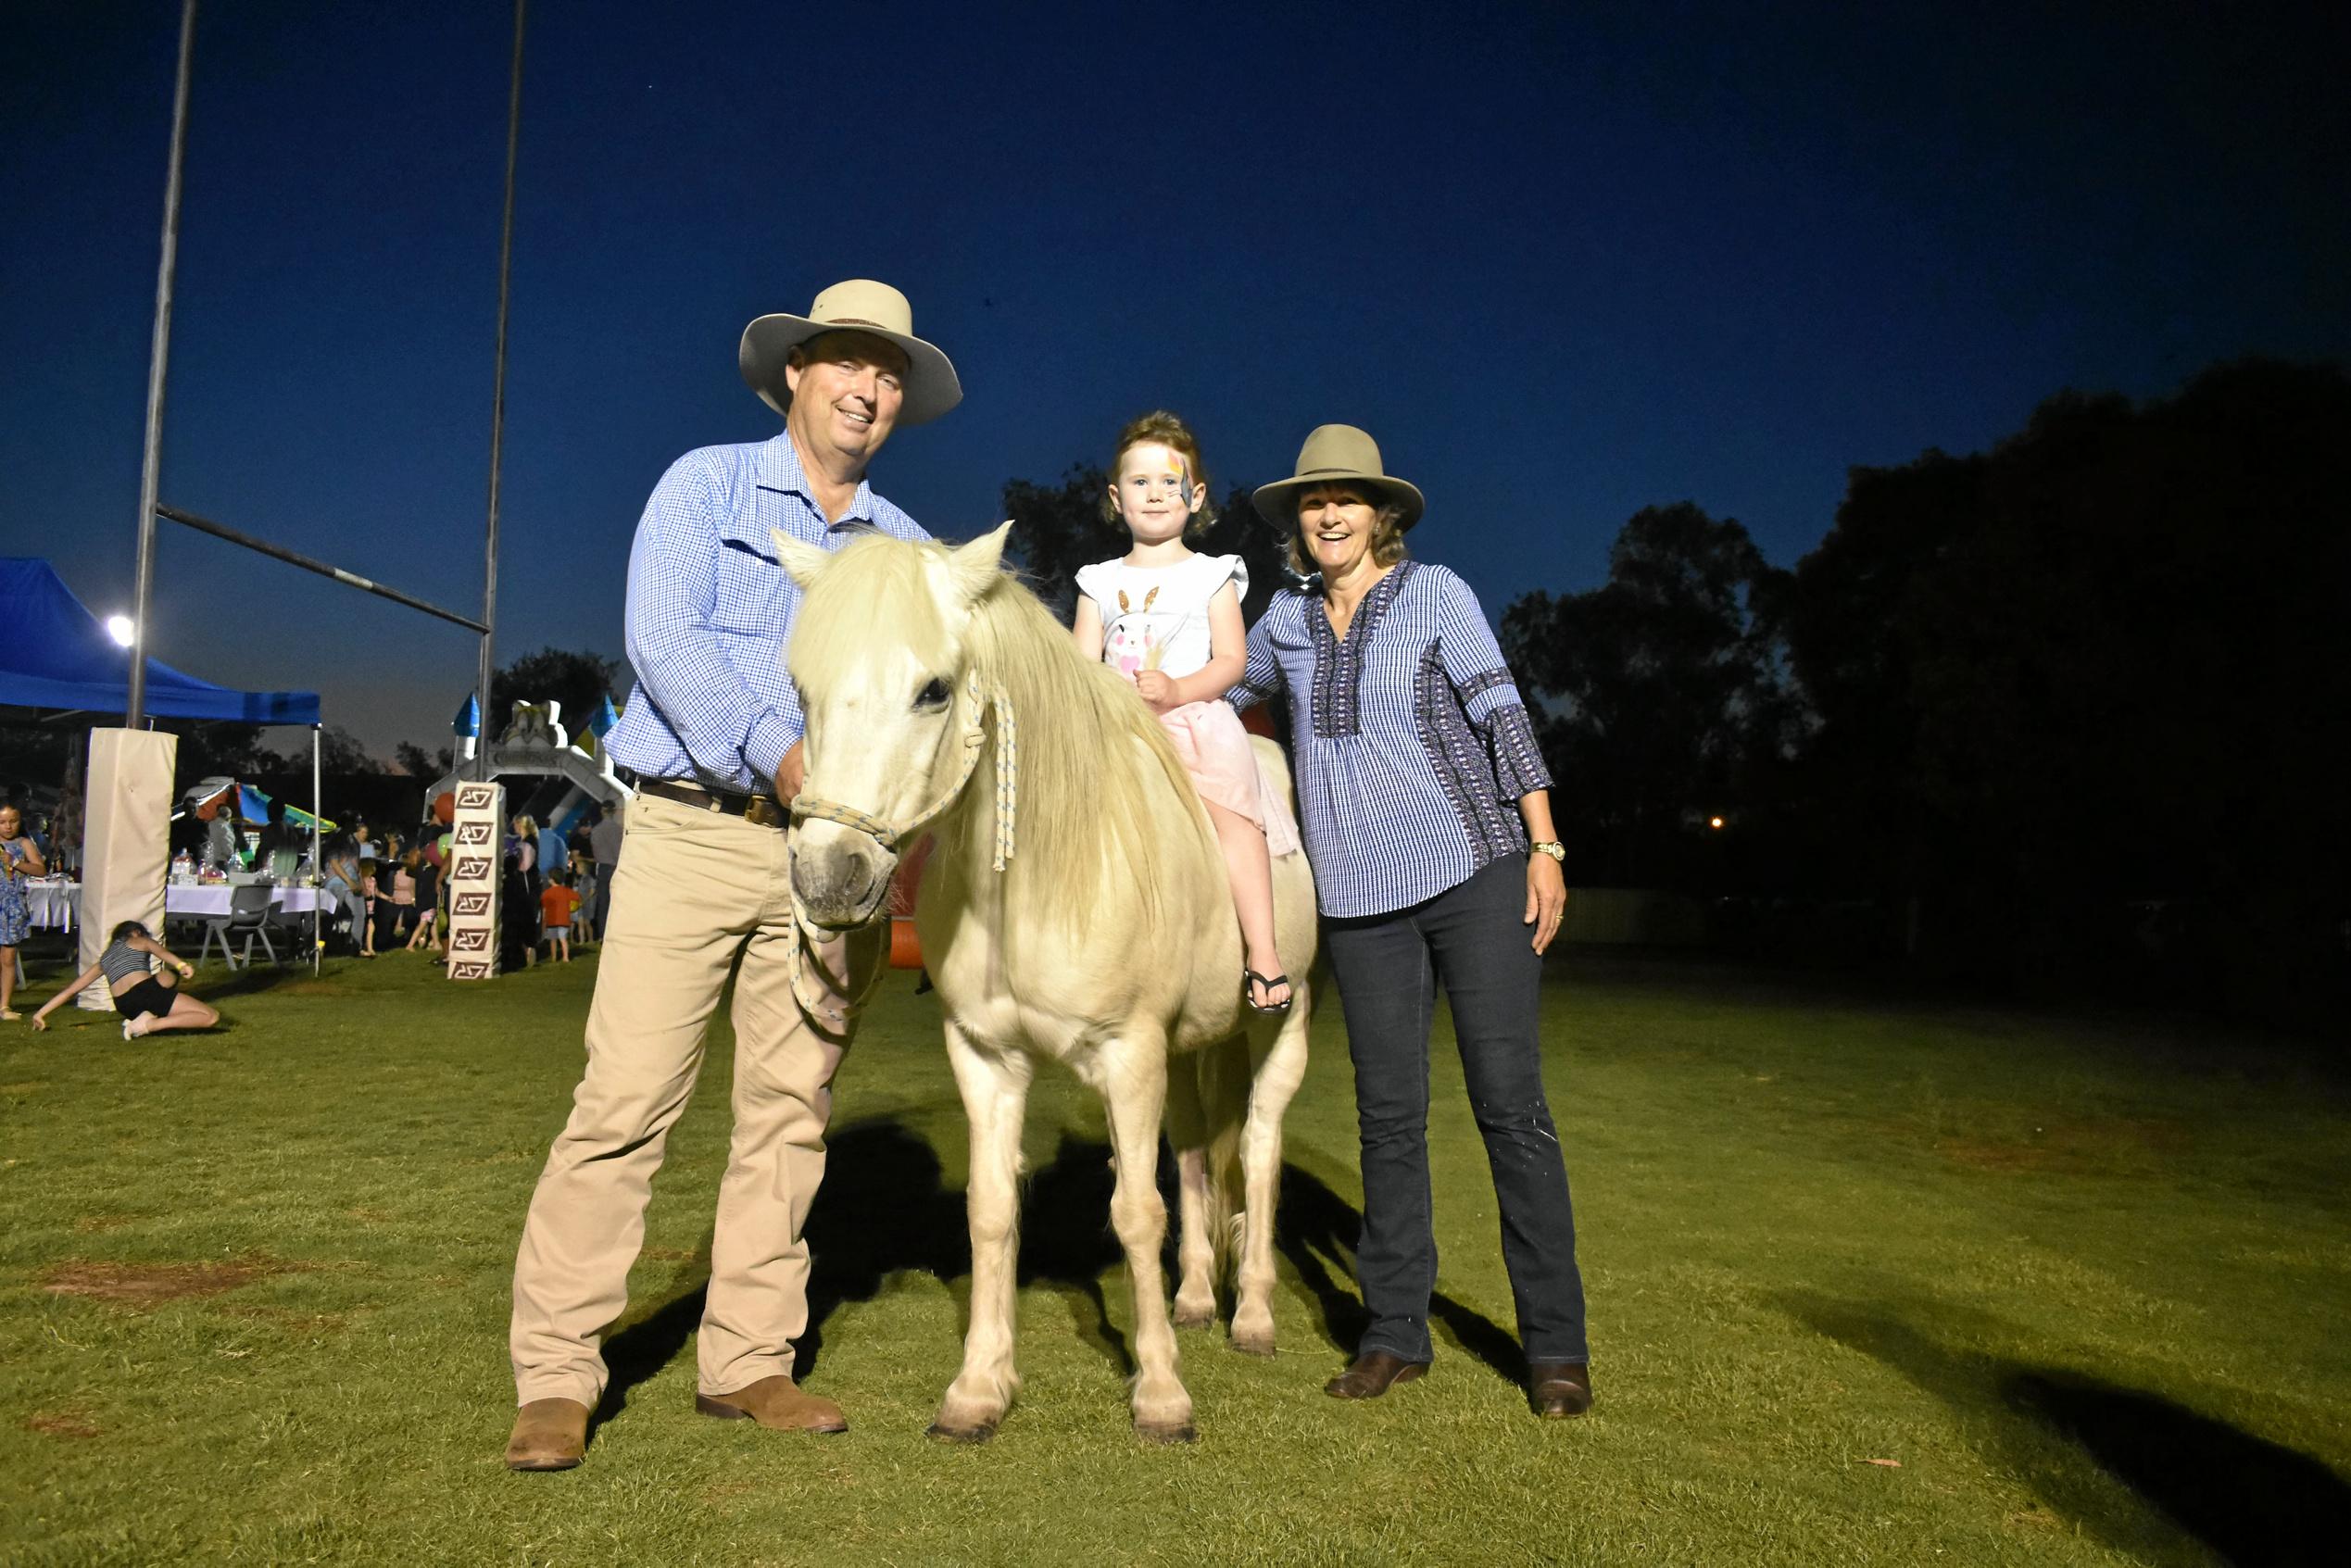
[1317,560,1411,645]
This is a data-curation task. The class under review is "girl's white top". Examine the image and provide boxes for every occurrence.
[1075,553,1248,681]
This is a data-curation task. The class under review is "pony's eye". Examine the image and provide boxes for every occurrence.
[915,677,952,710]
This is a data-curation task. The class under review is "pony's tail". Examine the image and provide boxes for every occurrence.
[1194,1034,1252,1286]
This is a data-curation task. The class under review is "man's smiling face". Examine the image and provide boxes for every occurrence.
[784,329,911,470]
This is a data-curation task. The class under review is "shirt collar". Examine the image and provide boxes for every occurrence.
[756,431,876,531]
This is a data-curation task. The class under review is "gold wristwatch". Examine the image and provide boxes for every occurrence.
[1529,840,1565,862]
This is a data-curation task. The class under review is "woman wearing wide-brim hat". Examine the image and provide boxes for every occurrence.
[1232,424,1592,1419]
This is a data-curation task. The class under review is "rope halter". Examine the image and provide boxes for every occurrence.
[789,668,1016,873]
[783,669,1017,1022]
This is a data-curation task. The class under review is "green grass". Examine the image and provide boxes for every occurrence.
[2,944,2345,1566]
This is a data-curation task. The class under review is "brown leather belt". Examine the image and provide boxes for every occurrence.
[635,776,788,830]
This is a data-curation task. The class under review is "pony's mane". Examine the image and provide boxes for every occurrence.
[793,534,1201,935]
[787,532,954,682]
[963,571,1200,935]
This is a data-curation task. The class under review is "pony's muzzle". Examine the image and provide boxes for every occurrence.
[790,823,897,931]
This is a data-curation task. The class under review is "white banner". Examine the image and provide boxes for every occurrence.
[445,779,504,981]
[77,729,176,1010]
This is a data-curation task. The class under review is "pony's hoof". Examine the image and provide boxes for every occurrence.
[1228,1327,1276,1358]
[926,1419,997,1444]
[1172,1305,1216,1332]
[1136,1420,1197,1445]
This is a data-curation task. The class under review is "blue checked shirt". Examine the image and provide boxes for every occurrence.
[1229,560,1553,918]
[603,433,930,794]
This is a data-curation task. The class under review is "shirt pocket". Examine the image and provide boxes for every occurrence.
[708,542,794,634]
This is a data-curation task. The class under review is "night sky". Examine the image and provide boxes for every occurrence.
[4,1,2344,759]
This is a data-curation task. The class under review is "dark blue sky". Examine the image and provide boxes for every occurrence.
[5,1,2344,759]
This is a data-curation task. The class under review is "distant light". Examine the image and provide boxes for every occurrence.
[106,614,136,647]
[1708,815,1725,831]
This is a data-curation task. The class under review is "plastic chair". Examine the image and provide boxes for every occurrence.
[197,883,282,971]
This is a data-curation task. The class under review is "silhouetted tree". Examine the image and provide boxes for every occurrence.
[170,721,290,779]
[1784,358,2351,1017]
[314,724,377,774]
[1502,503,1796,886]
[489,647,622,743]
[1002,464,1114,624]
[1777,449,1988,911]
[393,740,455,780]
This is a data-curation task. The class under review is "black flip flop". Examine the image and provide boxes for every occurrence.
[1244,969,1294,1016]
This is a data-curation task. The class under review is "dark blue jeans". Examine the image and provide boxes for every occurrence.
[1322,857,1589,1367]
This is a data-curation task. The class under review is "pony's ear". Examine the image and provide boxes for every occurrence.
[770,528,831,588]
[948,520,1015,606]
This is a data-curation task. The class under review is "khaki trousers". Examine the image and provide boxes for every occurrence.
[509,790,870,1406]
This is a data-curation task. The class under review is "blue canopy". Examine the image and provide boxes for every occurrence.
[0,557,321,725]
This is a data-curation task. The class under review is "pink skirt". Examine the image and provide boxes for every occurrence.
[1157,701,1303,858]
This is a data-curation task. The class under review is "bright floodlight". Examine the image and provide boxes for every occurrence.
[1709,815,1725,830]
[106,614,136,647]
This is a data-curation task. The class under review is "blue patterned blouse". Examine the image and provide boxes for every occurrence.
[1229,559,1553,918]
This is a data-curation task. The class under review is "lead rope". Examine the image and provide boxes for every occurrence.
[786,671,1018,1023]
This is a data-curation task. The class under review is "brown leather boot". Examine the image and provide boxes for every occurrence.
[1324,1350,1430,1399]
[1528,1361,1594,1419]
[695,1374,848,1434]
[504,1397,590,1471]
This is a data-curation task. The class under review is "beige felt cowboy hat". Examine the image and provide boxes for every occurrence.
[738,279,962,427]
[1251,424,1426,530]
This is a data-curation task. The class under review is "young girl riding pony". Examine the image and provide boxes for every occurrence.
[1075,412,1300,1012]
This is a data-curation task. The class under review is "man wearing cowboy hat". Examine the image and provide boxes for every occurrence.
[504,281,960,1471]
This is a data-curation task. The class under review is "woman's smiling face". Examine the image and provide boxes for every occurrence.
[1296,485,1379,579]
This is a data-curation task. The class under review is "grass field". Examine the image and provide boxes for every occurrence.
[3,942,2345,1566]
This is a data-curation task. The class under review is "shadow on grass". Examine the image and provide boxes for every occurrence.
[187,960,321,1003]
[799,1120,1132,1382]
[592,1117,1136,1428]
[1275,1162,1521,1381]
[1777,1290,2351,1566]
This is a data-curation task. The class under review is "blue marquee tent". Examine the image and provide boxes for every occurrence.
[0,557,319,724]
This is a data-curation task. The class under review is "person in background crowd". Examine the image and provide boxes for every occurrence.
[406,845,442,954]
[203,801,239,871]
[254,797,299,879]
[587,802,623,944]
[52,754,83,880]
[31,919,217,1039]
[360,834,400,957]
[540,871,582,965]
[568,849,598,946]
[0,804,46,1021]
[502,813,542,972]
[321,831,371,958]
[388,847,421,947]
[537,818,570,896]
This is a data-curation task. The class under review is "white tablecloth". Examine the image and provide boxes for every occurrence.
[165,885,328,918]
[23,881,79,932]
[16,882,326,930]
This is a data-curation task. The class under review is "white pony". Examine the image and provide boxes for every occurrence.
[773,522,1316,1443]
